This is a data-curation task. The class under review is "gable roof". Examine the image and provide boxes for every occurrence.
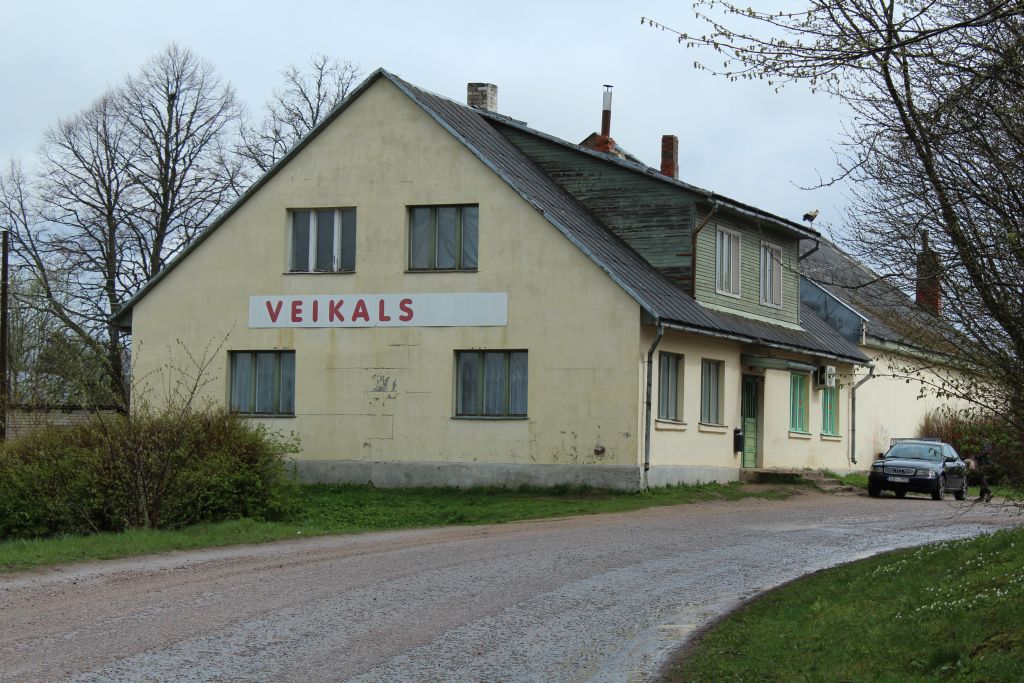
[112,69,866,365]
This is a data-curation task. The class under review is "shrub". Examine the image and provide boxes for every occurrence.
[0,408,299,540]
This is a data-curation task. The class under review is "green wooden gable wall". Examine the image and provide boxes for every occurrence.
[694,216,801,325]
[497,125,696,291]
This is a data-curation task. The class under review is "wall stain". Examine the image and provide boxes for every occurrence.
[370,373,397,392]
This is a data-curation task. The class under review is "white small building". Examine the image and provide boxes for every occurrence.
[114,70,873,490]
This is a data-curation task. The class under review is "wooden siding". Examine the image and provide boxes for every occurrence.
[694,216,801,325]
[499,127,695,290]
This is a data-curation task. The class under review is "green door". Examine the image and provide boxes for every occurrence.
[741,376,758,468]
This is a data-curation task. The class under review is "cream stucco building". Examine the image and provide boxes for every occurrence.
[800,239,970,463]
[114,70,876,490]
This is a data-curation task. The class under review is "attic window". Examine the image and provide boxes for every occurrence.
[715,228,741,297]
[760,241,783,307]
[408,205,479,271]
[290,209,356,273]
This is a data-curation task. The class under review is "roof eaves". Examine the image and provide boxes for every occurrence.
[661,317,867,365]
[111,68,391,328]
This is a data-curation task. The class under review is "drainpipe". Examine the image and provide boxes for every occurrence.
[849,365,876,466]
[643,321,665,489]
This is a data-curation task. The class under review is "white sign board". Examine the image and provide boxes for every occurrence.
[248,292,508,328]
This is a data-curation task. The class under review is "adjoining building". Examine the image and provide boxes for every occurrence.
[114,69,874,491]
[800,237,969,461]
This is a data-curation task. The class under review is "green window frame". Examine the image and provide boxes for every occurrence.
[455,350,527,418]
[822,385,839,435]
[229,351,295,416]
[789,373,809,433]
[658,352,683,421]
[700,359,723,425]
[409,205,479,271]
[289,208,357,272]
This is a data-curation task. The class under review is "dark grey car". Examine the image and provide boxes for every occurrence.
[868,440,968,500]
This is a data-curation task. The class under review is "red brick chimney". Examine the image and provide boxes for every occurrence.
[661,135,678,179]
[915,231,942,316]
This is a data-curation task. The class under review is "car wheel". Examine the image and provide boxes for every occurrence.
[932,475,946,501]
[954,479,967,501]
[894,489,906,499]
[868,484,881,498]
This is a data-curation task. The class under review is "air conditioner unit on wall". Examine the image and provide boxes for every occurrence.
[815,365,837,389]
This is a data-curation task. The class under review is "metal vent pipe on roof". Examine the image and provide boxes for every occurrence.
[601,85,613,137]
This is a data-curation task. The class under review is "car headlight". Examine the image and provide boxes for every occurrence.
[916,469,937,478]
[872,464,884,471]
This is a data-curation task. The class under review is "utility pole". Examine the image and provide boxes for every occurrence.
[0,227,9,441]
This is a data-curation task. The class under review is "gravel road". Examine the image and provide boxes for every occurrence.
[1,491,1018,682]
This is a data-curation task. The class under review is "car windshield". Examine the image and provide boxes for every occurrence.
[886,444,942,462]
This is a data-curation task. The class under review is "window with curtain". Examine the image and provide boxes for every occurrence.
[658,352,683,421]
[715,228,741,296]
[760,241,783,306]
[409,205,479,271]
[289,208,356,272]
[455,350,527,417]
[700,359,723,424]
[229,351,295,416]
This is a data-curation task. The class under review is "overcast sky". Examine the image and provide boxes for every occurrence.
[0,0,851,235]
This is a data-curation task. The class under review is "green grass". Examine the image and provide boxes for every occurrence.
[662,525,1024,682]
[0,481,789,573]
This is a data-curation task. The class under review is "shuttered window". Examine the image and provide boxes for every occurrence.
[789,373,809,433]
[658,352,683,421]
[700,359,723,424]
[822,386,839,435]
[456,351,527,417]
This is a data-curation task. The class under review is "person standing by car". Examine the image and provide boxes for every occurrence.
[968,445,994,503]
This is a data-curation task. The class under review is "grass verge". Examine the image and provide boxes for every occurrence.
[661,525,1024,682]
[0,481,790,573]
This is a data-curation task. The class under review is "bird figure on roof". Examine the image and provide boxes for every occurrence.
[802,209,819,223]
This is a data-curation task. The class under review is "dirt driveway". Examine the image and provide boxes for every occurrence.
[1,491,1018,682]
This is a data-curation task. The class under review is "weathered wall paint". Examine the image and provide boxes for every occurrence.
[130,78,645,472]
[646,328,854,476]
[851,347,972,462]
[497,126,696,290]
[759,360,853,470]
[694,216,801,326]
[647,328,743,474]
